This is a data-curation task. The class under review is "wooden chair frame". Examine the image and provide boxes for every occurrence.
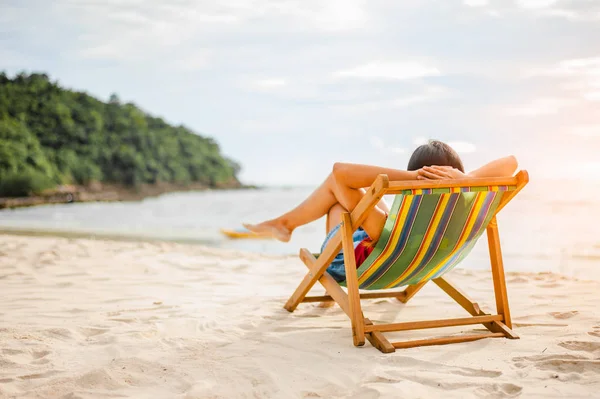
[284,171,529,353]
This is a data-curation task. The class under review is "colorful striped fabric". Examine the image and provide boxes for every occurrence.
[339,185,516,290]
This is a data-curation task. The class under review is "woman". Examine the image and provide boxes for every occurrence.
[245,140,518,283]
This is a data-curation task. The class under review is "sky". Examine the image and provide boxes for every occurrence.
[1,0,600,185]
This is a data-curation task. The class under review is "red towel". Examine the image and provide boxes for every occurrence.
[355,238,376,267]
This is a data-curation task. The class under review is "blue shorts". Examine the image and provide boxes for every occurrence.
[321,224,370,283]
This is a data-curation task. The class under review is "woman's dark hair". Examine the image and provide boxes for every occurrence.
[407,140,464,172]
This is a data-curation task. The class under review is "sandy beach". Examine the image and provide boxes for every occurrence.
[1,234,599,399]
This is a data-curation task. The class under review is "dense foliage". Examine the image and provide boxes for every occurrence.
[0,72,240,196]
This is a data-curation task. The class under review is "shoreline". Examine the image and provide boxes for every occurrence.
[0,180,258,210]
[0,227,220,248]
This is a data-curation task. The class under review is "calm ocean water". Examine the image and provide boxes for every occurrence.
[1,179,599,278]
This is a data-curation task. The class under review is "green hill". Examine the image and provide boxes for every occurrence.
[0,72,240,197]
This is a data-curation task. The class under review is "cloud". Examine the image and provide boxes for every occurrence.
[273,0,368,32]
[62,0,370,65]
[448,141,477,154]
[525,57,600,102]
[563,161,600,178]
[330,84,449,113]
[585,161,600,172]
[516,0,559,9]
[73,9,206,62]
[554,57,600,75]
[172,52,212,71]
[390,85,448,107]
[370,137,406,154]
[463,0,600,20]
[79,44,127,61]
[463,0,489,7]
[237,77,324,100]
[542,8,600,21]
[0,48,36,68]
[250,78,288,89]
[584,91,600,101]
[413,137,428,146]
[507,97,577,116]
[332,61,441,81]
[570,125,600,138]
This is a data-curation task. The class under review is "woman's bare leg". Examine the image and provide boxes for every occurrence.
[326,203,346,233]
[318,203,347,308]
[243,172,339,242]
[244,171,387,242]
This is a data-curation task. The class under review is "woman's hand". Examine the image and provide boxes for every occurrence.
[417,165,467,180]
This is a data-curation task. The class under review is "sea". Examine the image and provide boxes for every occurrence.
[1,179,599,279]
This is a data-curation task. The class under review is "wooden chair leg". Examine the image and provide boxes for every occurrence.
[298,249,351,317]
[433,277,481,315]
[365,319,395,353]
[299,249,395,352]
[434,276,518,338]
[487,217,513,329]
[284,232,343,312]
[397,280,428,304]
[341,213,365,347]
[284,266,324,312]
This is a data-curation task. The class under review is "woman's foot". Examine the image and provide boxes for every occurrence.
[243,220,292,243]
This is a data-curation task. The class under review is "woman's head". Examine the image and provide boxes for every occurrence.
[407,140,464,172]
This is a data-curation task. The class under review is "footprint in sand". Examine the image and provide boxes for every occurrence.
[508,276,529,284]
[18,370,61,380]
[300,391,323,398]
[383,357,503,378]
[475,383,522,398]
[367,371,518,397]
[36,250,61,265]
[76,243,91,258]
[548,311,578,319]
[538,283,561,288]
[588,325,600,338]
[513,354,600,376]
[294,313,327,318]
[3,347,51,366]
[32,350,51,359]
[78,327,110,338]
[2,348,24,356]
[108,317,137,324]
[558,341,600,354]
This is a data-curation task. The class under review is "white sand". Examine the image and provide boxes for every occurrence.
[0,234,599,399]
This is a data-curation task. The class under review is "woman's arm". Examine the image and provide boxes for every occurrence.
[417,155,519,180]
[467,155,518,178]
[333,162,418,189]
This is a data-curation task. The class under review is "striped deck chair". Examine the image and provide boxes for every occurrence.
[284,171,529,353]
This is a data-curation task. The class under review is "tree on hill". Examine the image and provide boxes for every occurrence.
[0,72,240,197]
